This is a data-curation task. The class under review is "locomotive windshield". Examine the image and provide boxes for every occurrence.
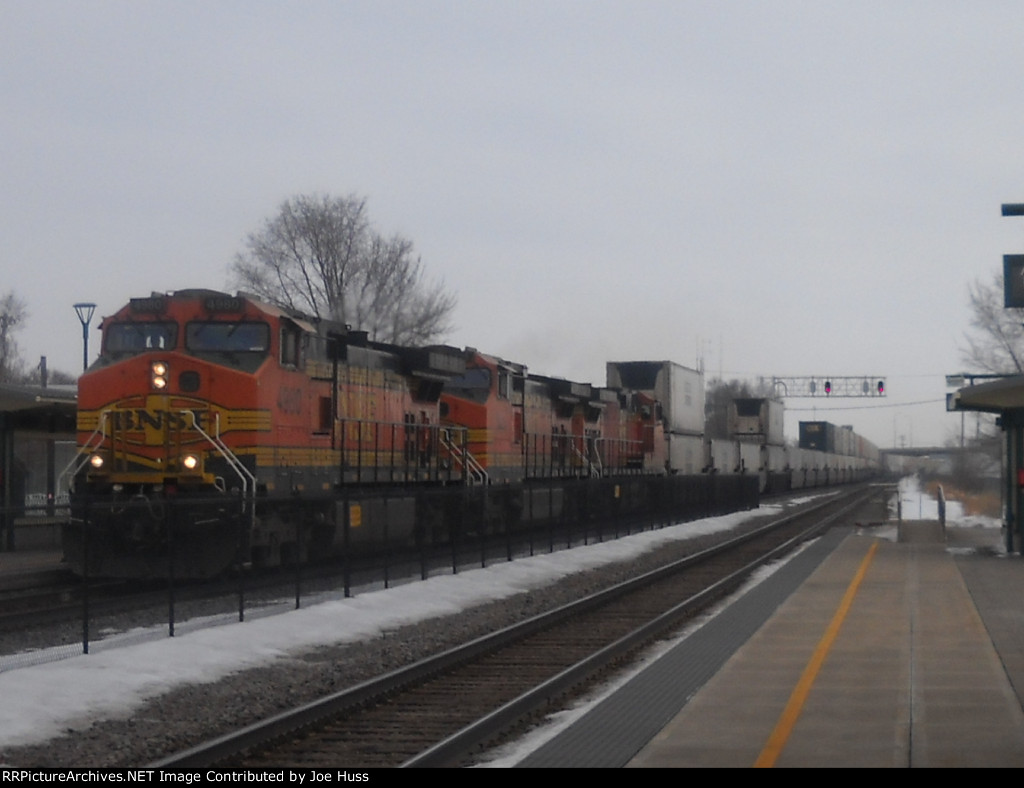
[444,366,491,403]
[186,321,270,353]
[104,322,178,354]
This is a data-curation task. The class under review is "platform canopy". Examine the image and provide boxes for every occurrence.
[948,376,1024,415]
[0,382,76,430]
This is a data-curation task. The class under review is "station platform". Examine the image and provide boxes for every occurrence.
[0,547,67,591]
[516,520,1024,768]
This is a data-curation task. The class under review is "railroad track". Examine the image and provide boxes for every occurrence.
[0,544,455,646]
[151,483,890,769]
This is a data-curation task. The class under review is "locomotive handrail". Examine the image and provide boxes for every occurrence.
[59,410,109,492]
[180,410,257,519]
[439,429,488,485]
[590,436,604,477]
[569,437,600,478]
[523,432,651,478]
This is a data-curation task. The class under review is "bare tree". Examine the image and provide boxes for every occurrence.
[961,272,1024,374]
[705,378,754,440]
[231,194,456,345]
[0,291,28,383]
[955,271,1022,454]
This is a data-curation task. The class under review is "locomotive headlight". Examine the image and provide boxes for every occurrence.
[151,361,169,390]
[181,454,200,471]
[89,453,105,469]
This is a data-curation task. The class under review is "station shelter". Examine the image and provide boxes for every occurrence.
[0,382,77,551]
[948,375,1024,553]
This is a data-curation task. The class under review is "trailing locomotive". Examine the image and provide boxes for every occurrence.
[438,350,669,483]
[63,289,880,579]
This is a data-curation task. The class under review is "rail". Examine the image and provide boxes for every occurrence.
[147,485,878,769]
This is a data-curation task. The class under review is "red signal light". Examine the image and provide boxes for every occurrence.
[824,380,832,395]
[877,380,885,395]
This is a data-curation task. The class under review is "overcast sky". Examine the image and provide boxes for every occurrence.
[4,1,1023,449]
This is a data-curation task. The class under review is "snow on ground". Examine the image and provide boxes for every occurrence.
[896,474,1002,530]
[0,503,788,750]
[0,478,995,757]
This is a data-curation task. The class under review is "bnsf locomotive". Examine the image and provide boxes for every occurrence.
[63,290,677,578]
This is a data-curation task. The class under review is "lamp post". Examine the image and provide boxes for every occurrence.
[73,302,96,372]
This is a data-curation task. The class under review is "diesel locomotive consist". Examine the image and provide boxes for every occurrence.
[63,289,880,579]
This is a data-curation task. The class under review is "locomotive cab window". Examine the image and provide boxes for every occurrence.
[104,322,178,355]
[498,369,512,400]
[280,324,303,368]
[186,322,270,353]
[443,367,491,404]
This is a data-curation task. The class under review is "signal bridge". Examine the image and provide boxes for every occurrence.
[771,376,886,398]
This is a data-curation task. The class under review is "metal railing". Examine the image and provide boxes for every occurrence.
[0,473,760,669]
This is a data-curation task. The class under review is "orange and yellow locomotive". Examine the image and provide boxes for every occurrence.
[65,290,683,578]
[439,349,668,484]
[65,290,466,577]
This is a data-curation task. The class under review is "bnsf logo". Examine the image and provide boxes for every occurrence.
[103,395,213,446]
[81,397,270,444]
[110,408,207,433]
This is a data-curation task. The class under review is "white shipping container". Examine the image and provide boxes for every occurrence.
[705,438,740,474]
[738,441,760,474]
[729,398,786,446]
[606,360,705,436]
[766,444,787,471]
[668,433,704,475]
[838,425,854,457]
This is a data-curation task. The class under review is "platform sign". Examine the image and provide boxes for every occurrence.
[1005,255,1024,308]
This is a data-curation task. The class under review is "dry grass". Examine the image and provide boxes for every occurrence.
[925,481,1001,518]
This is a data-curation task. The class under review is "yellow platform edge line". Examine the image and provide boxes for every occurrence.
[754,539,880,768]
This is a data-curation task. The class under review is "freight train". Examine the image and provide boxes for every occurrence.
[62,289,880,578]
[709,398,880,495]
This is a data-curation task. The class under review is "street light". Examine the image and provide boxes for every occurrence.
[73,302,96,372]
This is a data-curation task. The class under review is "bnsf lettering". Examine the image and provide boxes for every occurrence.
[112,409,206,431]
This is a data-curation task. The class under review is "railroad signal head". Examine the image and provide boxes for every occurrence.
[877,379,885,395]
[824,380,832,395]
